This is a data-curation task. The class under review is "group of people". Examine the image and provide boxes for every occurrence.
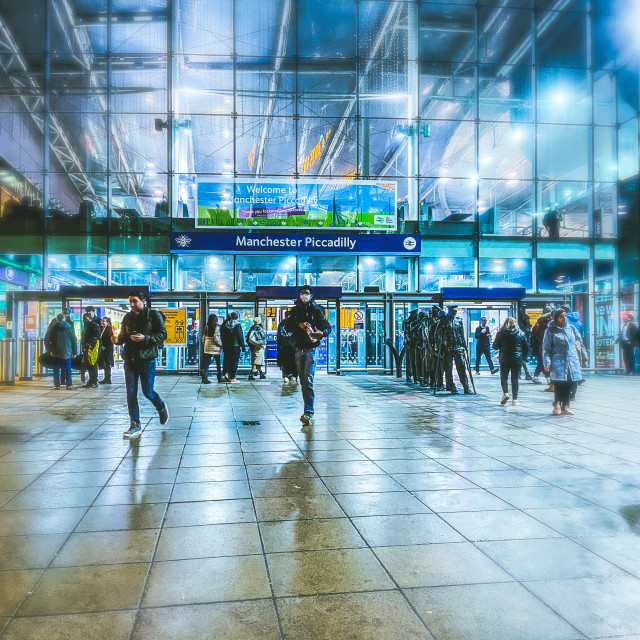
[44,306,114,390]
[200,285,331,424]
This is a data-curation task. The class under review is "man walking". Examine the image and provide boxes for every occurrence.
[474,317,497,375]
[45,312,77,390]
[285,285,332,425]
[115,291,169,438]
[220,311,246,383]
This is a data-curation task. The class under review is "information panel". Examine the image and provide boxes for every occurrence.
[196,179,397,230]
[161,309,187,345]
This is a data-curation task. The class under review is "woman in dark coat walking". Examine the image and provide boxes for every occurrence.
[276,311,297,382]
[492,316,528,406]
[98,316,115,384]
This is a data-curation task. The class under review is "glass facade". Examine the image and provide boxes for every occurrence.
[0,0,638,366]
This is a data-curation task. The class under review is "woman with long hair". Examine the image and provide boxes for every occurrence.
[202,314,223,383]
[98,316,115,384]
[492,316,528,406]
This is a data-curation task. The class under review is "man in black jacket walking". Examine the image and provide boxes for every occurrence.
[115,291,169,438]
[81,306,101,388]
[474,317,497,375]
[220,311,246,383]
[284,285,332,424]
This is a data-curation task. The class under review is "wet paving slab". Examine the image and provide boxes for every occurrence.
[1,371,640,638]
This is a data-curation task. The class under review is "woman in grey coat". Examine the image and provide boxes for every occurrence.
[542,308,586,416]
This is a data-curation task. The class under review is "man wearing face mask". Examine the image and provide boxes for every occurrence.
[285,285,332,425]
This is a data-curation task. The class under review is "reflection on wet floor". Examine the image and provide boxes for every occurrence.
[1,373,640,638]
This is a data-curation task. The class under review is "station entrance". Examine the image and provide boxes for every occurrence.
[3,286,568,380]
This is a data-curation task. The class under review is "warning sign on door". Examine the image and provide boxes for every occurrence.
[161,309,187,344]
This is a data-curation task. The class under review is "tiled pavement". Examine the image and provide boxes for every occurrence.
[1,371,640,639]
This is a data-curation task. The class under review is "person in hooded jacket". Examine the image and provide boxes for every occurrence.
[246,317,267,380]
[44,313,77,389]
[220,311,245,383]
[284,285,332,425]
[492,316,528,406]
[543,308,586,416]
[277,311,297,382]
[98,316,115,384]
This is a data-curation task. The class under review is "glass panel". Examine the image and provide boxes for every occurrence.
[594,183,615,239]
[111,18,167,54]
[478,180,534,237]
[299,118,356,177]
[46,254,107,290]
[110,57,168,113]
[110,254,168,290]
[340,303,366,368]
[235,0,296,58]
[420,257,475,291]
[594,71,616,126]
[537,126,589,181]
[359,2,409,60]
[110,173,169,224]
[479,257,532,289]
[185,116,235,174]
[298,0,356,58]
[236,116,295,176]
[421,120,475,179]
[537,10,587,68]
[594,126,617,182]
[237,57,296,117]
[420,63,476,121]
[420,177,476,236]
[363,118,408,178]
[359,256,409,292]
[176,56,233,116]
[298,256,356,290]
[618,119,639,181]
[111,115,168,172]
[537,258,587,292]
[420,3,476,63]
[537,68,590,124]
[236,255,295,290]
[480,8,532,65]
[538,181,589,238]
[479,65,533,122]
[479,122,533,180]
[181,1,233,56]
[174,254,234,291]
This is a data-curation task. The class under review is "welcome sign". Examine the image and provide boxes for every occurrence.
[196,179,397,230]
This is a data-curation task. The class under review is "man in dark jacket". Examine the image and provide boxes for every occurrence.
[81,306,101,388]
[284,285,332,424]
[115,291,169,438]
[220,311,246,383]
[617,313,639,375]
[532,305,553,386]
[492,317,528,405]
[474,317,497,375]
[45,313,77,389]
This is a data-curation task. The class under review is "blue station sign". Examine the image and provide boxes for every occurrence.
[170,232,420,255]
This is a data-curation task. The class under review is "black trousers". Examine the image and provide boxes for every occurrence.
[445,351,469,390]
[622,343,636,375]
[222,347,241,379]
[553,381,572,407]
[534,353,547,378]
[475,343,495,372]
[500,363,521,399]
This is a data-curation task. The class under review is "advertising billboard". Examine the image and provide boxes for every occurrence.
[196,179,397,230]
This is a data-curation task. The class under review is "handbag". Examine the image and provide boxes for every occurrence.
[87,339,99,366]
[38,351,56,369]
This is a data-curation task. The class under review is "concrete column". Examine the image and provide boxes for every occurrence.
[406,1,419,221]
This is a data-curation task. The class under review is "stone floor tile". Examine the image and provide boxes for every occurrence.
[413,488,514,513]
[267,548,394,596]
[476,538,625,581]
[260,517,365,553]
[169,479,251,502]
[94,483,174,505]
[164,499,256,527]
[1,610,137,640]
[334,491,430,517]
[0,533,66,570]
[524,575,640,638]
[0,507,86,536]
[405,583,582,640]
[321,474,404,494]
[577,533,640,577]
[254,495,344,521]
[391,472,478,492]
[351,513,464,546]
[0,569,43,615]
[132,601,280,640]
[523,506,638,537]
[276,591,432,640]
[245,462,317,480]
[19,563,149,615]
[1,486,102,511]
[249,477,330,498]
[76,503,166,532]
[155,522,262,560]
[489,486,595,509]
[53,529,160,566]
[175,465,247,483]
[142,555,271,607]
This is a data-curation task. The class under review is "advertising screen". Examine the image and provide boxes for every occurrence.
[196,179,397,230]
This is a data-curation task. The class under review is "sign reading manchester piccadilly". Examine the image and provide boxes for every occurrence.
[171,232,420,255]
[196,179,397,230]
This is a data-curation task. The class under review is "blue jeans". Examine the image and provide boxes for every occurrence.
[53,358,72,388]
[203,353,222,379]
[295,348,317,414]
[124,360,164,423]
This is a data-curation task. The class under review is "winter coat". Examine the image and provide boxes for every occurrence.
[542,321,585,382]
[220,319,246,351]
[81,317,101,351]
[276,320,296,374]
[616,322,639,347]
[532,312,552,354]
[203,325,222,355]
[246,324,267,349]
[115,307,167,368]
[284,299,332,350]
[566,312,583,337]
[45,320,77,360]
[474,324,492,347]
[99,327,115,367]
[492,327,528,367]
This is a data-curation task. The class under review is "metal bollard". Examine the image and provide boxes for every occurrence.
[0,339,16,385]
[34,338,47,377]
[18,339,34,381]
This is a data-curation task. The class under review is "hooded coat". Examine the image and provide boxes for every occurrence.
[284,299,332,350]
[492,327,528,367]
[542,320,585,382]
[45,320,77,360]
[566,311,583,336]
[220,318,245,350]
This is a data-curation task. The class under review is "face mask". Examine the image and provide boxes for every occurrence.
[300,294,311,303]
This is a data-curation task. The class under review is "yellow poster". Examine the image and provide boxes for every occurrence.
[161,309,187,344]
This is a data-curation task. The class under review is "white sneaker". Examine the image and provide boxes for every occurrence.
[501,393,509,405]
[551,403,562,416]
[563,407,574,416]
[511,400,519,406]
